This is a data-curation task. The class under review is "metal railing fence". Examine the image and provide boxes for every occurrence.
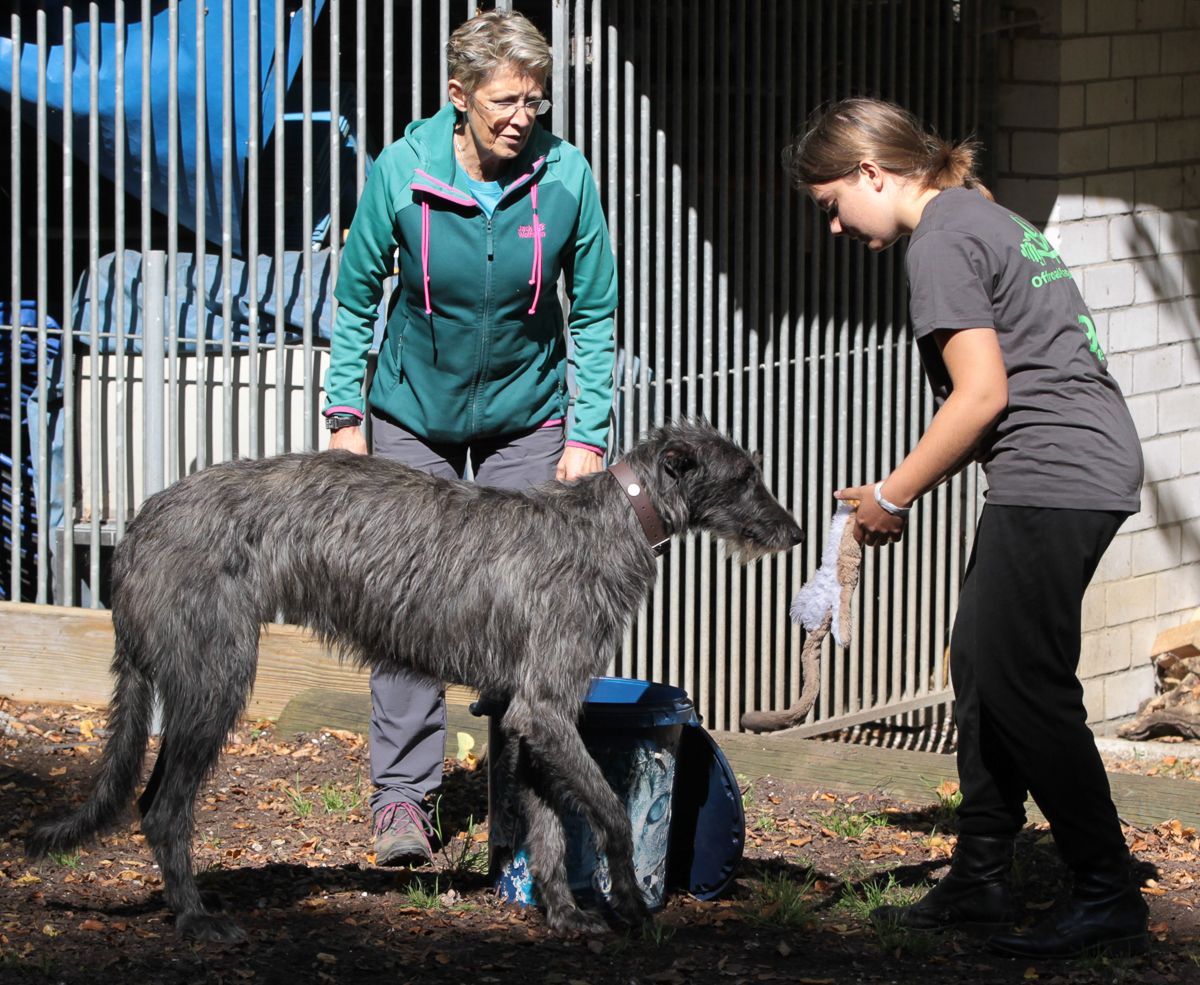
[1,0,991,733]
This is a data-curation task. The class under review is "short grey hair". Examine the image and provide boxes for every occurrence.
[446,10,552,95]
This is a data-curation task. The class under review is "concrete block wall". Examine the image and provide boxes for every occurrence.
[993,0,1200,725]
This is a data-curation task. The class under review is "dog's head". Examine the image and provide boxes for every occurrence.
[638,419,803,562]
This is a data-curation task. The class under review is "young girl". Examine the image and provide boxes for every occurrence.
[783,98,1147,959]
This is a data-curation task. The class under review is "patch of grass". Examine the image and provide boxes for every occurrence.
[48,849,81,869]
[400,875,444,909]
[738,774,754,811]
[821,806,889,838]
[1154,757,1198,780]
[640,920,677,946]
[437,810,489,875]
[839,873,935,957]
[319,778,364,815]
[285,774,314,820]
[753,812,778,834]
[748,869,818,928]
[837,871,923,920]
[930,779,962,828]
[199,830,222,850]
[0,947,56,976]
[1073,950,1144,982]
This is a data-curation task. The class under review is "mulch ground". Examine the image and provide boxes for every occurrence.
[2,698,1199,985]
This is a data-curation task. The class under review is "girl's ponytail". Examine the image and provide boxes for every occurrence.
[785,98,992,200]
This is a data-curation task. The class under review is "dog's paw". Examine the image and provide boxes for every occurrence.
[544,904,610,937]
[608,890,652,930]
[176,910,248,944]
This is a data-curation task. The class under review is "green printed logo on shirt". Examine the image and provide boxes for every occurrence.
[1011,215,1074,289]
[1078,313,1107,364]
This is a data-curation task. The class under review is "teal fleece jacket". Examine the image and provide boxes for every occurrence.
[323,102,618,451]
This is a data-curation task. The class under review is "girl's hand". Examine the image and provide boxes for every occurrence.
[836,483,908,547]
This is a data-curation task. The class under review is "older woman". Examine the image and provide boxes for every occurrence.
[322,10,617,865]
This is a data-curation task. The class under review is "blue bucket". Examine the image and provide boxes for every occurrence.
[474,677,694,911]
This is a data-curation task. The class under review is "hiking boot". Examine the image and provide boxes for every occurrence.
[372,801,435,867]
[872,834,1015,931]
[988,853,1149,960]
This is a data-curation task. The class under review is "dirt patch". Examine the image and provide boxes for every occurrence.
[2,699,1198,985]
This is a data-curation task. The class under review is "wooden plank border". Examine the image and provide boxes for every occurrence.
[0,601,476,720]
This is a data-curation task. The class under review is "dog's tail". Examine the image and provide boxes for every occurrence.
[25,636,156,857]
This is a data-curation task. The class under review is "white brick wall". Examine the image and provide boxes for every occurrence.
[997,0,1200,725]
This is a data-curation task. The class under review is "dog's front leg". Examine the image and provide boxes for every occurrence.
[504,699,651,931]
[514,749,607,935]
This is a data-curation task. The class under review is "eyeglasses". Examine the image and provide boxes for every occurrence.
[472,96,552,119]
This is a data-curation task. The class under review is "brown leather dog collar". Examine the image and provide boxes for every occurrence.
[608,460,671,557]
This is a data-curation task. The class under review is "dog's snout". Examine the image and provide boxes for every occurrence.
[790,524,804,548]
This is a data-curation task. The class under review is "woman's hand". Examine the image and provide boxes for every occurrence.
[836,483,908,547]
[329,425,368,456]
[556,446,603,483]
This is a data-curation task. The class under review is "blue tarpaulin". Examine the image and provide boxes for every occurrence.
[0,0,330,255]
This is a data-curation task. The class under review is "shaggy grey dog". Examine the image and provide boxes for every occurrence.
[26,419,802,942]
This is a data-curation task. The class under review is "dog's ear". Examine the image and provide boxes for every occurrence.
[661,440,698,479]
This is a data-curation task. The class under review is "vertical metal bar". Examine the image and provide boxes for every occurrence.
[221,0,235,461]
[167,0,180,484]
[552,0,569,139]
[7,11,21,598]
[651,1,666,686]
[806,0,825,724]
[699,0,715,726]
[714,0,730,731]
[57,7,74,602]
[667,0,683,691]
[772,0,790,716]
[383,0,394,145]
[405,0,420,124]
[274,0,286,454]
[195,0,209,471]
[748,0,766,717]
[35,8,49,604]
[114,0,128,539]
[59,7,75,606]
[728,0,746,729]
[847,1,865,715]
[683,0,698,704]
[302,0,315,450]
[411,0,422,121]
[573,0,586,152]
[144,252,167,499]
[635,2,651,680]
[439,0,450,100]
[248,0,261,458]
[89,2,102,604]
[590,0,602,195]
[330,0,342,409]
[356,0,367,195]
[629,0,645,679]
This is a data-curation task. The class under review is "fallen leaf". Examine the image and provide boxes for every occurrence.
[787,836,813,848]
[49,767,67,777]
[79,919,104,932]
[1023,968,1038,980]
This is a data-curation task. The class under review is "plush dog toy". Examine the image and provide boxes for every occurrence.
[741,502,862,733]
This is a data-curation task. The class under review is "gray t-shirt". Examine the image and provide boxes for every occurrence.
[906,188,1142,512]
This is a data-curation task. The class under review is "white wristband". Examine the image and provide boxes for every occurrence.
[874,481,911,518]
